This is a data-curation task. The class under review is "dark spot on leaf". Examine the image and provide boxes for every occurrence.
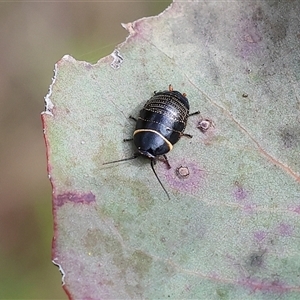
[54,191,95,207]
[268,19,288,45]
[243,249,267,276]
[280,127,300,148]
[216,288,229,298]
[249,250,265,268]
[160,236,166,243]
[130,250,153,276]
[252,7,264,22]
[252,4,288,45]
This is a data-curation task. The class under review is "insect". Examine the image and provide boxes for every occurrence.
[103,84,200,199]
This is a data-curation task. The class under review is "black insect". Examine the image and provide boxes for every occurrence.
[103,84,199,199]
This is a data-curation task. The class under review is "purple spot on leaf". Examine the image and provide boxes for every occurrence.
[163,159,205,193]
[289,205,300,214]
[242,203,257,215]
[253,231,267,243]
[54,191,96,207]
[232,182,256,214]
[277,223,294,237]
[237,19,263,60]
[233,182,248,202]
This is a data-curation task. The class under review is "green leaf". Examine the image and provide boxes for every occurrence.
[43,1,300,298]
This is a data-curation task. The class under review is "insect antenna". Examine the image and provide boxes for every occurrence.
[150,159,170,200]
[103,153,140,165]
[103,154,171,200]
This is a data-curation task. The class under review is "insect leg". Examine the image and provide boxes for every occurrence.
[162,154,171,169]
[181,111,200,138]
[129,116,137,122]
[123,115,137,141]
[188,111,200,117]
[181,133,193,138]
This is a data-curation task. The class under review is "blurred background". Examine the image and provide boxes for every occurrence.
[0,1,171,298]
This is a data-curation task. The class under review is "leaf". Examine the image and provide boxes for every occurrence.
[42,1,300,298]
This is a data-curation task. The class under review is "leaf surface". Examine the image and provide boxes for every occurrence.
[42,1,300,298]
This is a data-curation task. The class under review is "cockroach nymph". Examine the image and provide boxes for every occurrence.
[103,84,199,199]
